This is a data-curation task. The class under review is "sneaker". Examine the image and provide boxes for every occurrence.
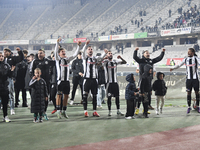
[160,108,162,114]
[39,117,43,123]
[69,100,74,105]
[97,105,102,108]
[135,108,139,115]
[187,107,192,114]
[93,112,100,117]
[117,111,124,116]
[33,117,38,123]
[84,111,89,117]
[11,109,15,115]
[43,113,49,120]
[57,111,62,119]
[156,109,159,115]
[132,116,135,119]
[3,116,11,122]
[108,111,112,116]
[197,107,200,113]
[142,109,151,114]
[61,111,69,119]
[148,105,155,110]
[125,116,132,119]
[51,109,57,114]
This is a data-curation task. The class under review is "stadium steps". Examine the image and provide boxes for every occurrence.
[157,0,188,29]
[19,6,50,40]
[0,9,14,29]
[97,0,141,34]
[103,0,158,35]
[130,0,176,33]
[52,3,89,38]
[82,0,121,35]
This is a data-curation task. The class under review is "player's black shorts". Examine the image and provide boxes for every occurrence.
[83,78,98,95]
[186,79,199,92]
[106,82,119,97]
[57,81,70,95]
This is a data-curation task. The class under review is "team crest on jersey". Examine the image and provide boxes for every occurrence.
[45,61,48,64]
[4,65,7,69]
[60,64,69,67]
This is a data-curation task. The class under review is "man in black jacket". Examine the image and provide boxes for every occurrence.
[69,52,84,105]
[4,47,24,115]
[133,47,165,111]
[14,50,28,107]
[29,49,55,120]
[0,52,15,122]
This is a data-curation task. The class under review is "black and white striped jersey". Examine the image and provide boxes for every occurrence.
[103,59,122,83]
[55,42,80,85]
[82,45,106,79]
[173,56,200,79]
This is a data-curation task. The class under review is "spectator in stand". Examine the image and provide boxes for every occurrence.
[143,10,146,16]
[141,18,143,25]
[135,19,137,25]
[169,9,172,17]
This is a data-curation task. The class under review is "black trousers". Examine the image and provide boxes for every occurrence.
[71,76,83,101]
[142,93,149,114]
[15,88,27,105]
[126,99,135,117]
[1,94,9,117]
[148,91,152,106]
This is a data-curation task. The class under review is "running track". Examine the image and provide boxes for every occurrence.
[54,124,200,150]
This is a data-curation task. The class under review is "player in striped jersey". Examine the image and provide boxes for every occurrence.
[82,40,108,117]
[54,38,81,119]
[170,48,200,114]
[103,50,127,116]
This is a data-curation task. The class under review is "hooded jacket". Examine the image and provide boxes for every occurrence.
[152,72,167,96]
[29,78,48,113]
[140,64,153,93]
[125,74,138,100]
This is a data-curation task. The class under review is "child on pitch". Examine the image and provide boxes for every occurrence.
[29,68,48,123]
[125,73,139,119]
[140,64,153,118]
[152,72,167,115]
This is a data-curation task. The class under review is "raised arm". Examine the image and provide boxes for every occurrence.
[12,47,24,65]
[117,55,127,64]
[54,38,61,61]
[152,48,165,64]
[68,41,81,62]
[82,40,90,60]
[133,47,143,63]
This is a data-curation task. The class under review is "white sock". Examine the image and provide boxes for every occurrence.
[93,110,96,112]
[84,110,87,113]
